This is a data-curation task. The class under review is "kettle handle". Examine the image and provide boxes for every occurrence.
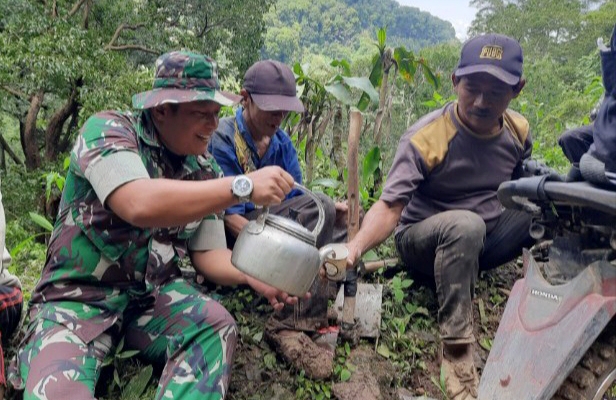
[293,182,325,239]
[258,182,325,239]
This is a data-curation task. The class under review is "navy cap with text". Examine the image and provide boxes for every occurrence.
[454,33,523,85]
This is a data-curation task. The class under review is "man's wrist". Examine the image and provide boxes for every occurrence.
[231,175,253,203]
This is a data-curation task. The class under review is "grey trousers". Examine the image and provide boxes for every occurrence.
[395,209,533,344]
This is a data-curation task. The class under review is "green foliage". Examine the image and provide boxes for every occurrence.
[0,0,273,169]
[7,239,46,303]
[377,272,437,385]
[324,76,379,111]
[295,370,332,400]
[9,211,53,257]
[292,58,379,113]
[390,275,413,304]
[28,212,53,232]
[102,338,145,394]
[470,0,612,63]
[120,365,154,400]
[359,146,383,208]
[357,28,441,112]
[263,0,455,63]
[422,88,457,110]
[430,368,449,399]
[343,0,456,50]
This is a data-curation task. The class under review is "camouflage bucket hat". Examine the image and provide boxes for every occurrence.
[132,51,241,109]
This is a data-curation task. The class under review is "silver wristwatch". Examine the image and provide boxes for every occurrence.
[231,175,254,203]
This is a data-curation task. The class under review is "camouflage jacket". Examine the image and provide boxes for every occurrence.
[29,110,223,343]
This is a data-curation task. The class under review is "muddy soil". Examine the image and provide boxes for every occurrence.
[225,260,523,400]
[1,260,522,400]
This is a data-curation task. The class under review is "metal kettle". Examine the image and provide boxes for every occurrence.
[231,183,335,296]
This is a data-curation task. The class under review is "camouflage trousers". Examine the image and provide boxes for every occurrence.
[9,278,237,400]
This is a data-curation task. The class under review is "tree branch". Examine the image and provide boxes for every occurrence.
[104,24,156,54]
[67,0,87,17]
[82,0,92,29]
[105,44,158,55]
[0,132,23,166]
[197,14,209,38]
[197,20,227,38]
[1,85,27,100]
[106,23,146,47]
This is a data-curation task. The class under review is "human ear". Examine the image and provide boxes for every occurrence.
[240,89,250,107]
[451,73,460,88]
[150,105,169,125]
[512,78,526,97]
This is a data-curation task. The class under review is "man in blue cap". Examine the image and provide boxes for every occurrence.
[345,34,534,399]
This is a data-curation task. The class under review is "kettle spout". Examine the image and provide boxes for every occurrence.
[319,244,335,263]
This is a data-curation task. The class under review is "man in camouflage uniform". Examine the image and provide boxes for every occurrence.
[8,51,298,400]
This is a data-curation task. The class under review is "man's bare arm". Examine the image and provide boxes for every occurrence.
[346,199,404,267]
[224,214,250,238]
[190,248,298,311]
[107,166,293,228]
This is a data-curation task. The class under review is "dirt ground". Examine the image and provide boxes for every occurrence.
[224,259,523,400]
[1,259,522,400]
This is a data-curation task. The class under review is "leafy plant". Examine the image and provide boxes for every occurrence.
[390,275,413,304]
[102,337,151,397]
[430,367,448,399]
[10,212,53,257]
[295,369,332,400]
[333,341,354,382]
[42,156,69,201]
[422,91,456,110]
[361,27,440,145]
[120,365,154,400]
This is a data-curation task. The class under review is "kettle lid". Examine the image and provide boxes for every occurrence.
[265,214,316,245]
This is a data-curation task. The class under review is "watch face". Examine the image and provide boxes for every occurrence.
[234,177,252,197]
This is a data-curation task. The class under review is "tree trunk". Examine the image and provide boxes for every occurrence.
[24,89,45,171]
[347,111,362,238]
[331,106,345,179]
[304,115,316,183]
[45,78,82,161]
[82,0,91,29]
[60,104,81,154]
[19,119,26,155]
[0,141,5,170]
